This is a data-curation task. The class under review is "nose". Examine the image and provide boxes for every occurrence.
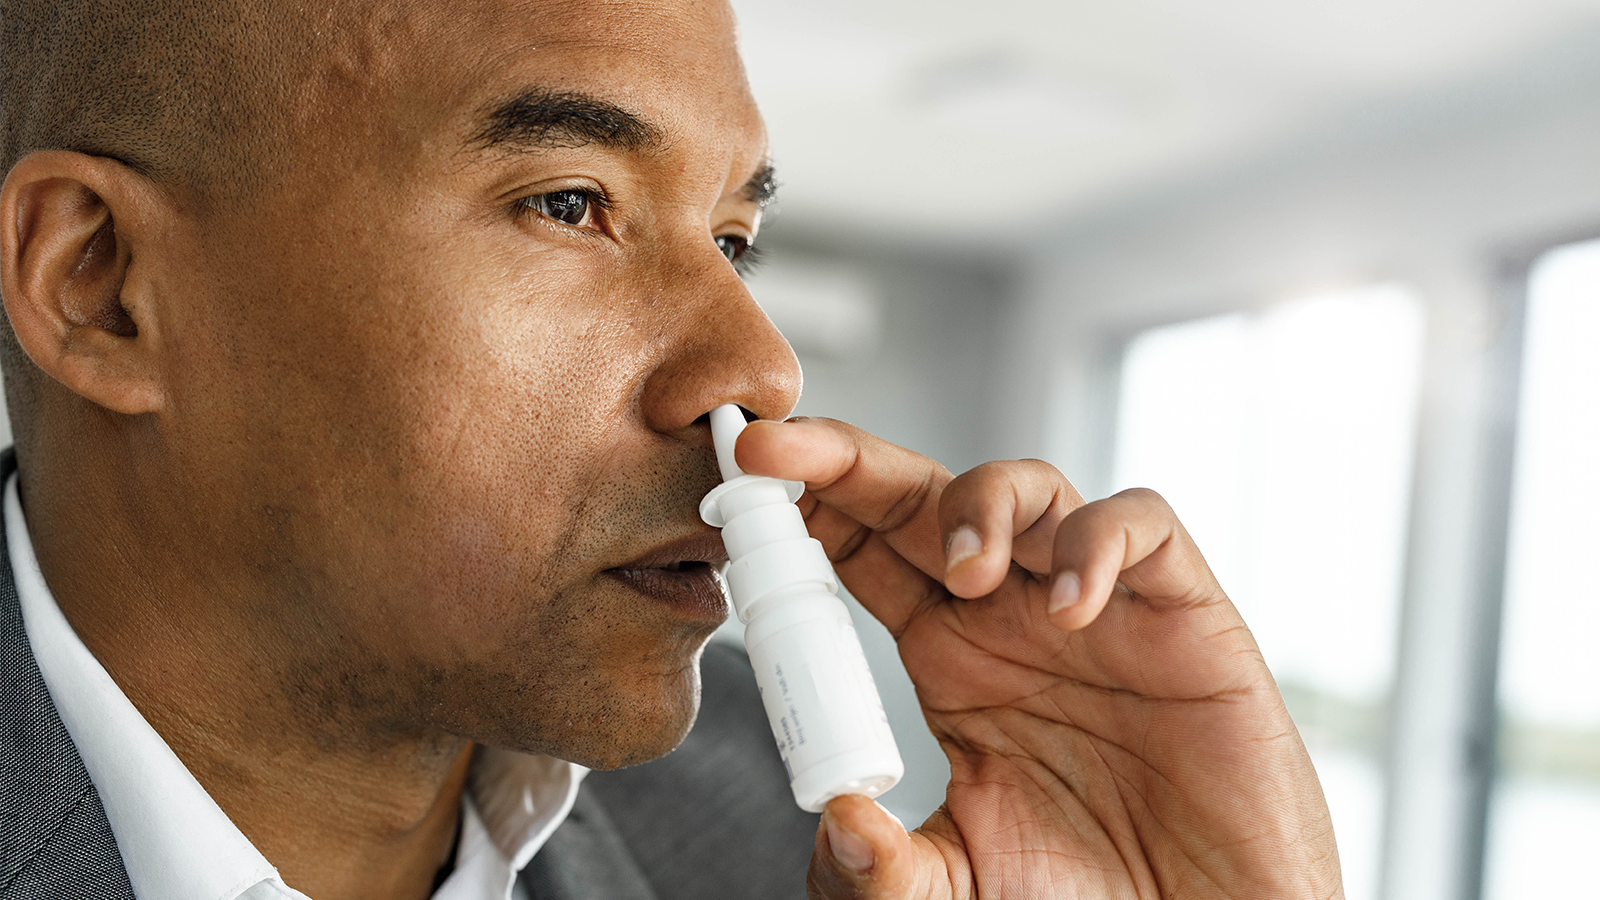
[638,239,803,440]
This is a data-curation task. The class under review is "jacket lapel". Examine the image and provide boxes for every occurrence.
[519,786,658,900]
[0,450,134,898]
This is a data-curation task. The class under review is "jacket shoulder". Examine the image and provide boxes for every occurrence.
[0,449,135,898]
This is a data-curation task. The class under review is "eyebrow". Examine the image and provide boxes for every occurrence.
[469,88,777,209]
[742,164,779,209]
[469,89,665,153]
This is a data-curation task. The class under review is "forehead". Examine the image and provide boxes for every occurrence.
[298,0,764,177]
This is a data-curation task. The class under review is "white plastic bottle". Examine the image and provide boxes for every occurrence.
[699,404,903,813]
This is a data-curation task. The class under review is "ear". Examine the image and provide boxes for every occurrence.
[0,150,169,415]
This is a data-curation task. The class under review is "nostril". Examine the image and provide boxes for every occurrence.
[694,405,755,427]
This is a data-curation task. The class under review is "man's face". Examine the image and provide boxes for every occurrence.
[156,0,799,766]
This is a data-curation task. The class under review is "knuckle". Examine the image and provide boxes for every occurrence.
[964,459,1013,478]
[1016,456,1062,476]
[958,458,1050,483]
[874,465,940,532]
[1115,485,1173,513]
[829,523,875,566]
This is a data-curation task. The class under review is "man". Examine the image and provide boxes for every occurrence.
[0,0,1344,898]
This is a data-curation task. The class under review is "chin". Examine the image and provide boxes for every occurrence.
[552,658,706,769]
[466,631,712,770]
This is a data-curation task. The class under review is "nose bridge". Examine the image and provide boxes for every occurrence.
[638,239,802,435]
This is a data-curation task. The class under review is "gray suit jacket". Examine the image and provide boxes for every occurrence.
[0,452,819,899]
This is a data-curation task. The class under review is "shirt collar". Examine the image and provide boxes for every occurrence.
[436,750,587,900]
[7,474,584,900]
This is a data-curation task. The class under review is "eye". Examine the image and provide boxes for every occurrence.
[716,235,764,276]
[517,189,599,228]
[715,234,747,263]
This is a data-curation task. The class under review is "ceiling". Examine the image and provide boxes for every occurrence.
[730,0,1600,242]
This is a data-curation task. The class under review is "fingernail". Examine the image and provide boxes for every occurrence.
[945,525,983,574]
[1048,571,1082,613]
[825,812,874,874]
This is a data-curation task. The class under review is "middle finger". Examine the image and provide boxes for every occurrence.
[939,459,1085,599]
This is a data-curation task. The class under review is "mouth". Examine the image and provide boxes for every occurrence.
[605,532,730,625]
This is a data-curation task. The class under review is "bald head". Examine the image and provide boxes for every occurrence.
[0,0,316,197]
[0,0,329,436]
[0,0,789,786]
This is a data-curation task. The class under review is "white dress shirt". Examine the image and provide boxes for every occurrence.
[7,475,586,900]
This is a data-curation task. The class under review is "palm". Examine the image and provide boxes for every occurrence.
[893,567,1322,899]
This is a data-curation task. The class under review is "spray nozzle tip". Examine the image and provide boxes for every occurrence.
[709,404,749,483]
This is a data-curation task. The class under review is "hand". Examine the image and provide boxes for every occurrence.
[733,417,1343,900]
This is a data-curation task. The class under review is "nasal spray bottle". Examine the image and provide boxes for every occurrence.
[699,404,903,812]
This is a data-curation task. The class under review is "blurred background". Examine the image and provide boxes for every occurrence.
[719,1,1600,898]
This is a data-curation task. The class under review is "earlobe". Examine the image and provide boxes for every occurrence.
[0,150,165,416]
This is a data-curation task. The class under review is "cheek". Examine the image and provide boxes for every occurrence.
[174,193,708,670]
[304,310,662,650]
[317,357,620,639]
[167,232,632,602]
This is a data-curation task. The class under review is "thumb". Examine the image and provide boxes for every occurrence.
[807,795,919,900]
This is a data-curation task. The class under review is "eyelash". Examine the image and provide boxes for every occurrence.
[514,188,763,277]
[726,240,765,278]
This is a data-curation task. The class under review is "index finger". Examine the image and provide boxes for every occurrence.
[733,417,952,580]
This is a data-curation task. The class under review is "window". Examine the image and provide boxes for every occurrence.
[1111,284,1426,900]
[1484,239,1600,899]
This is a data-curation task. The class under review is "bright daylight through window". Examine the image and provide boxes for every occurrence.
[1110,285,1426,900]
[1484,239,1600,900]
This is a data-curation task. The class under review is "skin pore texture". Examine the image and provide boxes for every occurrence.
[2,0,797,896]
[0,1,1347,899]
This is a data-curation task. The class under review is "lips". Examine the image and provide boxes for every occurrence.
[605,531,730,624]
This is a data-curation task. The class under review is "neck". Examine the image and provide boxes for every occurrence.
[19,457,473,900]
